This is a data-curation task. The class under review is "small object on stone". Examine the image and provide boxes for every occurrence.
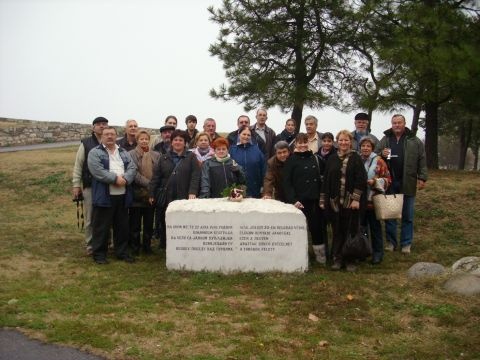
[407,262,446,278]
[452,256,480,276]
[308,313,319,322]
[228,188,244,202]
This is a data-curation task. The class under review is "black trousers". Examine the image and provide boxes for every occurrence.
[330,208,361,262]
[156,206,167,249]
[91,195,129,260]
[300,199,324,246]
[129,206,155,252]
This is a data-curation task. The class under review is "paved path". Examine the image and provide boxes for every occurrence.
[0,329,105,360]
[0,141,79,153]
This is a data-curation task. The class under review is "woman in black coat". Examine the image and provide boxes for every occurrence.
[149,130,200,249]
[283,133,326,264]
[320,130,367,272]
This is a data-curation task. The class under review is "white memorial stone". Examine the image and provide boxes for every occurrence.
[166,198,308,273]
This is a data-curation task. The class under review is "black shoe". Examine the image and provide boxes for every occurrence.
[143,247,154,255]
[132,249,140,257]
[94,258,109,265]
[118,255,135,263]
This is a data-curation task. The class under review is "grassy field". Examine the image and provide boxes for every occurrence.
[0,146,479,360]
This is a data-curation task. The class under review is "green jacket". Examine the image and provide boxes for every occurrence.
[375,128,428,196]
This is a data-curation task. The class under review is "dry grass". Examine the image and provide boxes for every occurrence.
[0,147,479,359]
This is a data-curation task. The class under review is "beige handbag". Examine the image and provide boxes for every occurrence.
[373,193,404,220]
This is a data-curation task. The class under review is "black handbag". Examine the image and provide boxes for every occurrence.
[155,187,168,208]
[342,214,372,259]
[155,159,183,208]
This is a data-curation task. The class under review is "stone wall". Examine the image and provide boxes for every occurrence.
[0,118,159,147]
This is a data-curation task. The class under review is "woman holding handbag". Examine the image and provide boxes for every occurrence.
[149,130,200,249]
[320,130,367,272]
[359,136,391,265]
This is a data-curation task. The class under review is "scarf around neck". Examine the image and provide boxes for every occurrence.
[134,144,154,180]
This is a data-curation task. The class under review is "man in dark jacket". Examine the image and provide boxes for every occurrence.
[87,126,137,264]
[72,116,109,254]
[376,114,428,254]
[262,141,290,202]
[152,125,175,154]
[116,119,138,151]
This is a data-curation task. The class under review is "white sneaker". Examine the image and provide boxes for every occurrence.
[385,243,395,252]
[401,245,411,254]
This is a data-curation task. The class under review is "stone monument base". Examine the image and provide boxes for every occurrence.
[165,198,308,273]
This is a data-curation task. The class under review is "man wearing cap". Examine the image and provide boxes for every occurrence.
[352,112,379,152]
[116,119,138,151]
[72,116,109,254]
[88,126,137,264]
[251,108,276,158]
[376,114,427,254]
[184,115,199,149]
[152,125,175,154]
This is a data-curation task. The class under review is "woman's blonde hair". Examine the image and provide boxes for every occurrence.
[336,129,353,143]
[194,132,212,146]
[135,130,151,141]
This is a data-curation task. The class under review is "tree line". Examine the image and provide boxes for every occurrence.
[208,0,480,170]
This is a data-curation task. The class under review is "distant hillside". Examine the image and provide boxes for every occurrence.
[0,117,158,147]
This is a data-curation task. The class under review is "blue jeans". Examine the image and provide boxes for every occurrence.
[385,180,415,248]
[362,209,384,260]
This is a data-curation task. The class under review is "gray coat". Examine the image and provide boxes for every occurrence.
[87,145,137,207]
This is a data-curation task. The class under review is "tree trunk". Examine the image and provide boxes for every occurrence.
[411,103,422,135]
[472,142,479,171]
[458,118,473,170]
[424,102,439,169]
[367,108,373,132]
[291,102,304,134]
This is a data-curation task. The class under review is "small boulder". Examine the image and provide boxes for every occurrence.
[452,257,480,275]
[407,262,445,278]
[443,274,480,296]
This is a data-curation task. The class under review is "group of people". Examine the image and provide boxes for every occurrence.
[72,110,427,270]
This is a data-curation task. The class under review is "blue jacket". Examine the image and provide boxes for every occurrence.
[229,143,266,198]
[87,145,137,207]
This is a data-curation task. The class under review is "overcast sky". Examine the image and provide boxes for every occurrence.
[0,0,412,137]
